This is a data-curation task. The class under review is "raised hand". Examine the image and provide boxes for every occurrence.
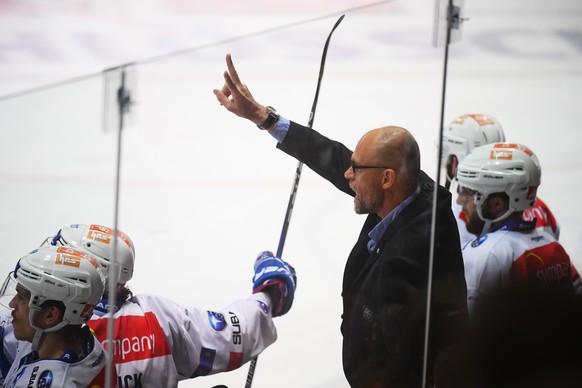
[213,53,268,126]
[252,251,297,317]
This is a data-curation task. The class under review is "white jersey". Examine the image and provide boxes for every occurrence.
[86,292,277,388]
[0,310,17,380]
[463,222,573,316]
[2,327,110,388]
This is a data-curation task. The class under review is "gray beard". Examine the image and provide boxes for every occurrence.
[354,194,376,215]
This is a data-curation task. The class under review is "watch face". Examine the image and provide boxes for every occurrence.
[258,106,279,130]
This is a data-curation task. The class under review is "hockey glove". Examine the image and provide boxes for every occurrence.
[252,251,297,317]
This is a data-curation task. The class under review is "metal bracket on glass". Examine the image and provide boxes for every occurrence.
[432,0,467,47]
[102,64,136,133]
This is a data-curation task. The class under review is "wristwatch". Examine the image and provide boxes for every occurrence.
[257,106,280,130]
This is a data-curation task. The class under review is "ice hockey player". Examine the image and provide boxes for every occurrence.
[45,224,295,387]
[442,113,560,246]
[1,245,112,387]
[455,142,575,315]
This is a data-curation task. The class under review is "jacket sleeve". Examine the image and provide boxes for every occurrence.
[276,121,354,196]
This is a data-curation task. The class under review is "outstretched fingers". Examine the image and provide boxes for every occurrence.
[221,77,232,99]
[223,70,239,97]
[213,88,229,107]
[226,53,242,85]
[213,70,236,108]
[215,53,263,121]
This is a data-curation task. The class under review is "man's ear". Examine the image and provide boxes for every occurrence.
[487,193,509,217]
[42,305,64,328]
[381,169,397,189]
[446,155,458,180]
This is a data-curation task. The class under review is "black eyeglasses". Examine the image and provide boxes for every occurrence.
[350,161,391,171]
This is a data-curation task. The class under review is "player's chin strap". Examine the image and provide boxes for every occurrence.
[30,329,43,353]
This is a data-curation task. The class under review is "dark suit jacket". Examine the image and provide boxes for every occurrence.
[278,121,468,387]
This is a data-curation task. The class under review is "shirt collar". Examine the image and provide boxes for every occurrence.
[367,186,420,252]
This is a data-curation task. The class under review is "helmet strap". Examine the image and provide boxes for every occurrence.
[28,309,44,352]
[28,304,69,352]
[480,219,492,236]
[30,330,43,353]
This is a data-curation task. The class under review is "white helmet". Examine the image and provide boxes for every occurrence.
[442,114,506,180]
[15,246,105,330]
[456,142,541,224]
[48,224,135,286]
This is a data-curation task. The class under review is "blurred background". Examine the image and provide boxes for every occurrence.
[0,0,581,387]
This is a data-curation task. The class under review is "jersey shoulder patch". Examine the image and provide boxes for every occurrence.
[471,234,488,248]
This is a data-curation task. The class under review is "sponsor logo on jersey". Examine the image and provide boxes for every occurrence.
[95,299,122,315]
[91,350,105,367]
[535,261,571,285]
[207,311,227,331]
[471,235,488,247]
[117,373,142,388]
[255,300,269,314]
[37,370,53,388]
[229,312,241,345]
[511,242,572,287]
[28,366,39,388]
[87,312,171,363]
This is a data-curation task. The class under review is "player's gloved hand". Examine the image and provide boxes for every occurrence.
[252,251,297,317]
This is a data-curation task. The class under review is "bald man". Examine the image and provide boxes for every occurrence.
[214,54,468,388]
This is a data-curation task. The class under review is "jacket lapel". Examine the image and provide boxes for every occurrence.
[346,193,426,291]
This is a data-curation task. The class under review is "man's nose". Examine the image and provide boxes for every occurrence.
[344,166,354,181]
